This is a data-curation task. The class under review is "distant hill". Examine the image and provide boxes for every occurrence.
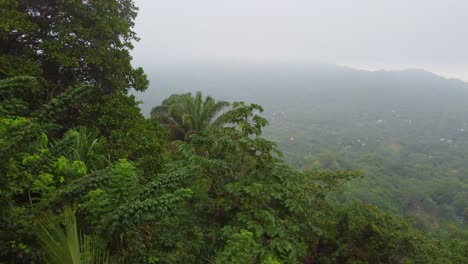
[137,60,468,139]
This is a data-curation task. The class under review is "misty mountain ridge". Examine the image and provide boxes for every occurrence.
[137,61,468,106]
[137,61,468,138]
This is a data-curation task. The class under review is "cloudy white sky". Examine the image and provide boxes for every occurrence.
[132,0,468,81]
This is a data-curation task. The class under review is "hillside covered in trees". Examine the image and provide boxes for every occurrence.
[1,1,467,263]
[137,61,468,234]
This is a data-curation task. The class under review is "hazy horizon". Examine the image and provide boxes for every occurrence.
[132,0,468,81]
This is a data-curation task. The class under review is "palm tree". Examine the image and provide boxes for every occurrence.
[35,208,110,264]
[151,92,229,141]
[51,127,110,170]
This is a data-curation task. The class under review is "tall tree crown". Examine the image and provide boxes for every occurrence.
[151,91,230,141]
[0,0,148,94]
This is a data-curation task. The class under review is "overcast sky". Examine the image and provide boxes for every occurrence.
[132,0,468,81]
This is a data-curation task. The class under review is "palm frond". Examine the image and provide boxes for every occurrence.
[52,127,109,170]
[35,208,110,264]
[150,91,231,141]
[208,101,230,126]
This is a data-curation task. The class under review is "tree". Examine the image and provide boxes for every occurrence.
[150,92,230,141]
[0,0,148,94]
[0,76,168,262]
[311,202,451,264]
[161,102,362,263]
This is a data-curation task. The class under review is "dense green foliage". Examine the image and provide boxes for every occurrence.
[0,0,148,93]
[1,1,467,263]
[271,122,468,235]
[150,91,229,141]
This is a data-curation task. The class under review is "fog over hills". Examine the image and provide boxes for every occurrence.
[136,61,468,138]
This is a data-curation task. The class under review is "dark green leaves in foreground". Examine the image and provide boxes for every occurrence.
[35,208,109,264]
